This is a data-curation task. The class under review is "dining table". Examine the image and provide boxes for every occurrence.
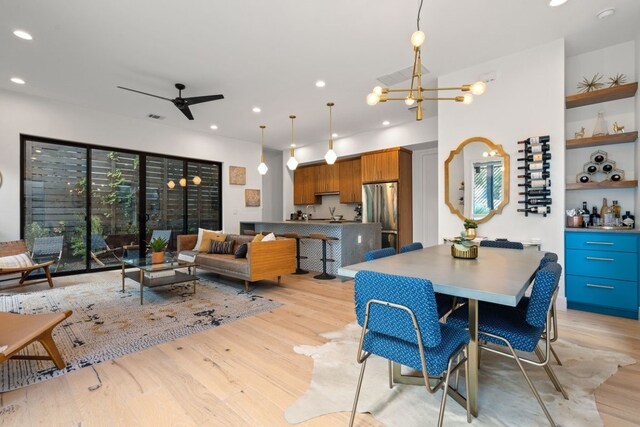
[337,243,547,417]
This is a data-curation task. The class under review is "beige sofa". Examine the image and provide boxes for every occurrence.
[177,234,296,291]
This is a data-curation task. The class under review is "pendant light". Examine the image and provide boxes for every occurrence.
[257,125,269,175]
[287,115,299,171]
[324,102,337,165]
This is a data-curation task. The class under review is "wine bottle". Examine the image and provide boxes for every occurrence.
[518,162,550,171]
[589,206,600,226]
[518,178,551,188]
[517,171,550,179]
[517,135,550,144]
[518,189,550,196]
[518,144,550,154]
[518,206,550,214]
[517,153,552,162]
[518,198,552,205]
[612,200,621,219]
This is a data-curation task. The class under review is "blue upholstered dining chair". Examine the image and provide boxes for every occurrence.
[517,252,562,365]
[350,270,471,427]
[479,239,524,250]
[363,247,396,261]
[399,242,423,253]
[446,262,567,426]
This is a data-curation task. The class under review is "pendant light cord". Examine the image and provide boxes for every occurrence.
[416,0,423,31]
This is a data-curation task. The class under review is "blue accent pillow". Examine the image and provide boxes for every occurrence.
[234,243,248,258]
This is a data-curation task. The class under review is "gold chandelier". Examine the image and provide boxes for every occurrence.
[366,0,486,121]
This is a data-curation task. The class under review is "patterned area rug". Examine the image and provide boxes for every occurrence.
[285,322,636,426]
[0,276,281,392]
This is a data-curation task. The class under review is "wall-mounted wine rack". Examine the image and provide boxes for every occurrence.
[517,135,551,217]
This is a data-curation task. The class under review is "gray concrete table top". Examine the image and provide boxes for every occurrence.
[338,244,547,306]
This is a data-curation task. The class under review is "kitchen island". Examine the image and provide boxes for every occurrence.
[239,221,381,276]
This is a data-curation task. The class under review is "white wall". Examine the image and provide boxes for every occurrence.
[281,116,438,228]
[262,148,283,221]
[565,41,636,215]
[0,89,263,240]
[438,39,566,295]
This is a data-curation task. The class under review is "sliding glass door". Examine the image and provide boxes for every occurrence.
[21,135,222,275]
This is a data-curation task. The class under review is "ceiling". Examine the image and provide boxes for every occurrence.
[1,0,639,150]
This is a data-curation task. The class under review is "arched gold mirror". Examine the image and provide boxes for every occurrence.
[444,136,509,224]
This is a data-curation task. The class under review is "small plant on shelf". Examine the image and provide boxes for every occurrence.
[463,219,478,239]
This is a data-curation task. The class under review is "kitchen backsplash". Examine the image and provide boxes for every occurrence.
[293,194,360,220]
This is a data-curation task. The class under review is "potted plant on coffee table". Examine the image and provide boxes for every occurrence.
[149,236,168,264]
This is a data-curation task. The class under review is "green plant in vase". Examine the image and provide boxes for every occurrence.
[463,219,478,239]
[149,236,168,264]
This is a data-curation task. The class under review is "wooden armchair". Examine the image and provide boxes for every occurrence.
[0,240,55,289]
[0,310,72,369]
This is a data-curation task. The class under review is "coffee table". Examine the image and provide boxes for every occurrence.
[121,256,198,305]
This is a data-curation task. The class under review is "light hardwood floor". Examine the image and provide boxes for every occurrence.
[1,271,638,426]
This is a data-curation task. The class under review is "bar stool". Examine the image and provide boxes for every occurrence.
[283,233,308,275]
[308,233,339,280]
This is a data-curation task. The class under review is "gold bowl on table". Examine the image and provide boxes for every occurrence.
[451,244,478,259]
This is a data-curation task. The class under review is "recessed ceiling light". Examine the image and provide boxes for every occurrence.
[13,30,33,40]
[210,124,218,130]
[10,77,25,85]
[252,107,261,113]
[332,133,338,138]
[382,121,390,126]
[597,8,615,19]
[315,80,326,88]
[548,0,567,7]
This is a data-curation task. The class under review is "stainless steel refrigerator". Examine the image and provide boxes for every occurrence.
[362,182,398,251]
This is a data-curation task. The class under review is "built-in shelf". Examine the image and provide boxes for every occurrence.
[566,131,638,149]
[566,82,637,109]
[566,180,638,191]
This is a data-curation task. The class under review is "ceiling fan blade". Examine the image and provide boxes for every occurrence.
[183,94,224,106]
[117,86,172,101]
[178,105,194,120]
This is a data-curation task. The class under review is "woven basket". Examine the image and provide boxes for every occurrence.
[451,244,478,259]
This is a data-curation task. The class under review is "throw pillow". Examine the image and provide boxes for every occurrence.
[192,228,223,251]
[199,230,227,252]
[261,232,276,242]
[0,252,34,268]
[234,243,248,258]
[252,234,264,243]
[210,240,235,255]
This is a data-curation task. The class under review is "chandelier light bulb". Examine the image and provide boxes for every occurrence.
[470,81,487,96]
[404,96,415,106]
[179,178,187,187]
[167,180,175,189]
[258,162,269,175]
[366,93,380,106]
[373,86,383,96]
[462,93,474,105]
[192,175,202,185]
[410,31,426,48]
[325,149,337,165]
[287,156,298,170]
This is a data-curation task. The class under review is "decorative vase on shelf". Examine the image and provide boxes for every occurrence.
[592,112,609,137]
[465,228,477,239]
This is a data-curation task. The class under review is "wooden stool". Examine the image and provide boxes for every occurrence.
[284,233,308,275]
[308,233,339,280]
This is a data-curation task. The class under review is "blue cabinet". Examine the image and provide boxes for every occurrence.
[565,231,639,319]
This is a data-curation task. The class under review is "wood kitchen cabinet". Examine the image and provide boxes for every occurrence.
[293,166,320,205]
[361,148,411,183]
[339,157,362,203]
[315,163,340,194]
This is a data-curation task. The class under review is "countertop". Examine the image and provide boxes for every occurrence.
[565,227,639,233]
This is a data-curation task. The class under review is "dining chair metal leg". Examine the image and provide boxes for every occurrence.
[437,356,455,427]
[388,360,393,389]
[349,358,369,427]
[464,347,471,423]
[550,345,562,366]
[534,346,568,400]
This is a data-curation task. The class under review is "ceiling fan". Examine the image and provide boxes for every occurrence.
[117,83,224,120]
